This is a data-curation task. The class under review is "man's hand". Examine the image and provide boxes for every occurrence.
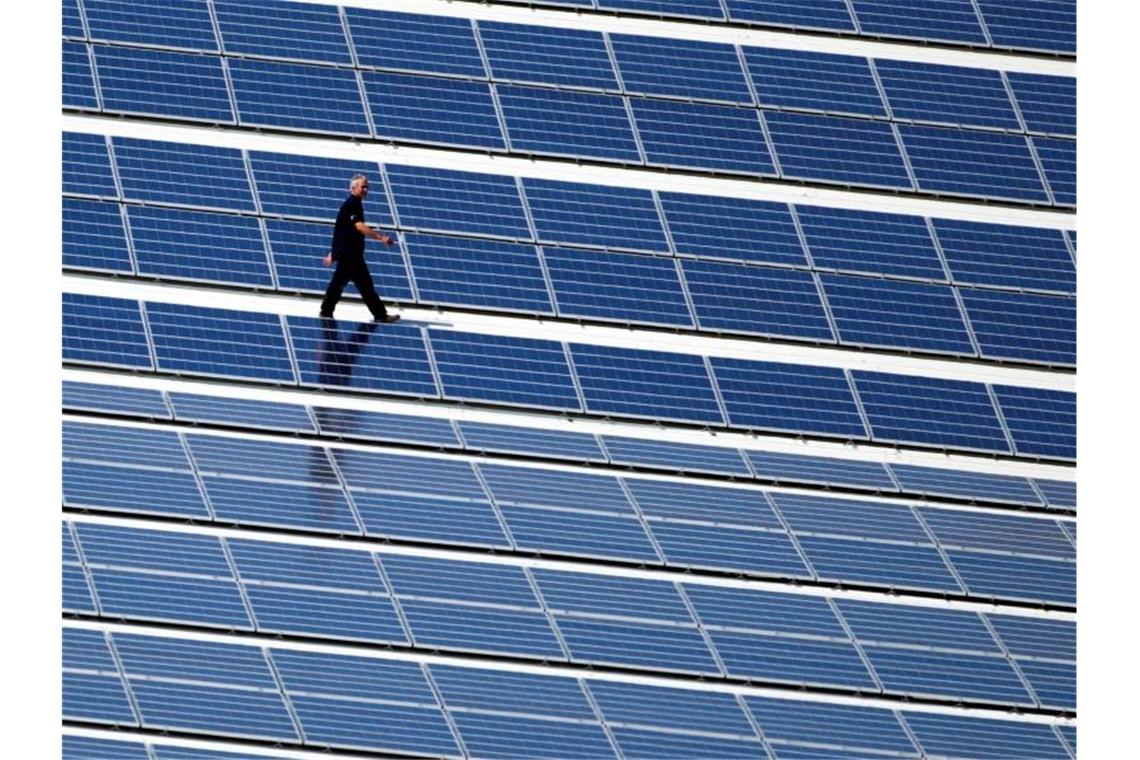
[377,232,394,247]
[322,253,333,267]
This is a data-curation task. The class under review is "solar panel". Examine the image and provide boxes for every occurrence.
[932,218,1075,293]
[902,712,1070,759]
[987,614,1074,664]
[431,330,581,410]
[947,549,1074,606]
[187,433,329,481]
[612,35,750,104]
[387,164,530,239]
[725,0,855,30]
[214,0,351,65]
[65,420,187,468]
[977,0,1075,54]
[453,713,617,760]
[503,506,662,562]
[875,59,1019,131]
[745,47,885,118]
[612,729,764,759]
[127,206,273,287]
[151,747,276,760]
[632,99,776,175]
[890,464,1041,506]
[63,379,165,421]
[62,293,152,369]
[314,406,459,446]
[593,680,755,737]
[865,646,1034,705]
[524,178,668,253]
[336,448,485,502]
[63,199,132,274]
[899,125,1049,203]
[407,234,551,313]
[545,247,692,327]
[765,111,912,189]
[63,736,149,760]
[746,450,896,491]
[229,58,370,136]
[922,510,1074,562]
[480,22,617,90]
[556,616,720,675]
[130,678,300,740]
[146,301,294,382]
[62,0,85,39]
[63,132,118,198]
[710,358,867,438]
[686,584,846,637]
[460,421,606,462]
[1016,659,1074,710]
[746,697,917,756]
[1035,479,1076,510]
[296,695,462,755]
[821,274,974,355]
[248,150,384,222]
[960,289,1075,365]
[62,41,99,110]
[771,492,927,543]
[652,520,812,576]
[112,136,254,211]
[266,219,413,299]
[480,463,631,513]
[660,192,806,266]
[711,629,878,689]
[851,370,1009,453]
[1034,137,1076,206]
[837,598,1000,652]
[796,205,943,280]
[346,7,484,77]
[64,462,209,518]
[1007,73,1075,137]
[289,316,437,397]
[991,385,1076,460]
[354,490,511,548]
[364,72,505,150]
[570,343,724,424]
[169,391,314,433]
[498,85,640,162]
[63,671,138,725]
[850,0,987,45]
[83,0,218,50]
[684,259,834,340]
[597,0,725,18]
[625,479,778,530]
[93,45,234,123]
[602,435,751,476]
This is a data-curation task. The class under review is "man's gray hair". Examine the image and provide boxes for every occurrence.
[349,174,369,188]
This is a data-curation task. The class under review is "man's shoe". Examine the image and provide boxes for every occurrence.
[319,312,334,319]
[376,314,401,323]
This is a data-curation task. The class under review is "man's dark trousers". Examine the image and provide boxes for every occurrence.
[319,255,388,320]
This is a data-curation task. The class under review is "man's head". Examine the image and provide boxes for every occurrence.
[349,174,371,198]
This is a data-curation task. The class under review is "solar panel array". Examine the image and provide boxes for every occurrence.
[61,1,1075,757]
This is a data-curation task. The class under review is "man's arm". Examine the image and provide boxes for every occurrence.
[355,221,394,246]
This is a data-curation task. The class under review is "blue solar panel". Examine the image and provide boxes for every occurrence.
[796,205,943,280]
[62,382,152,423]
[612,35,750,104]
[524,178,668,253]
[63,293,152,369]
[890,464,1041,505]
[746,450,896,491]
[545,247,692,327]
[93,45,234,123]
[63,628,118,675]
[77,522,229,576]
[128,206,272,287]
[64,463,208,517]
[129,679,298,740]
[169,392,314,433]
[151,748,272,760]
[147,302,294,382]
[62,0,85,39]
[229,58,369,136]
[292,695,460,755]
[480,463,631,513]
[480,22,617,90]
[407,234,552,313]
[903,712,1070,759]
[597,0,725,18]
[214,0,351,64]
[63,199,132,273]
[837,597,1000,652]
[591,680,754,736]
[289,316,436,397]
[62,42,98,109]
[745,47,885,117]
[112,137,254,211]
[335,449,485,500]
[821,274,974,355]
[1034,137,1076,206]
[876,60,1019,130]
[431,330,581,410]
[313,406,458,446]
[633,99,776,175]
[571,344,724,424]
[266,219,412,299]
[851,0,987,45]
[612,729,764,759]
[1035,479,1076,510]
[460,421,606,462]
[354,490,510,548]
[852,371,1009,453]
[933,218,1075,293]
[503,506,662,562]
[800,534,963,592]
[387,164,529,239]
[950,550,1075,605]
[434,666,593,722]
[399,601,563,660]
[63,671,137,725]
[83,0,218,50]
[556,616,719,674]
[626,478,780,528]
[205,476,360,534]
[1008,73,1075,136]
[272,648,434,703]
[978,0,1075,54]
[660,192,806,266]
[864,646,1034,704]
[726,0,856,30]
[1014,660,1074,709]
[64,420,186,468]
[499,85,640,162]
[188,434,331,481]
[248,151,384,222]
[712,629,877,689]
[84,576,251,629]
[453,713,616,760]
[771,492,929,543]
[766,111,912,189]
[992,385,1075,460]
[899,125,1049,203]
[651,520,811,576]
[961,289,1075,365]
[747,697,917,755]
[711,358,867,438]
[63,736,149,760]
[986,614,1075,661]
[365,72,505,149]
[63,132,118,198]
[686,584,845,636]
[921,509,1074,561]
[383,553,535,607]
[347,7,484,77]
[684,259,834,340]
[602,435,751,476]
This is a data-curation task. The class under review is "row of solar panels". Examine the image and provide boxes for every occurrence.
[63,625,1076,760]
[63,519,1075,711]
[63,418,1076,605]
[62,39,1074,205]
[62,0,1076,139]
[63,379,1076,511]
[62,294,1077,460]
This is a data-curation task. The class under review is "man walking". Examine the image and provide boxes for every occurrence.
[319,174,400,322]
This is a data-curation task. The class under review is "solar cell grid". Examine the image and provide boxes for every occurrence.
[63,132,118,198]
[187,434,333,482]
[960,288,1075,365]
[62,0,85,39]
[1007,73,1076,137]
[460,421,606,462]
[591,680,755,736]
[610,729,765,759]
[452,712,616,760]
[112,137,253,211]
[611,34,751,104]
[889,464,1042,506]
[932,218,1075,294]
[229,58,370,137]
[554,616,720,675]
[266,219,413,299]
[63,671,138,725]
[63,198,133,274]
[313,406,458,446]
[347,7,484,77]
[408,233,553,314]
[83,0,218,50]
[64,461,209,518]
[597,0,725,18]
[126,679,299,740]
[64,420,187,469]
[480,462,631,513]
[746,450,896,491]
[387,164,530,239]
[875,59,1019,131]
[725,0,857,31]
[64,628,119,673]
[479,22,617,91]
[633,98,776,175]
[127,206,273,287]
[899,124,1049,203]
[708,629,876,689]
[214,0,351,65]
[151,747,272,760]
[1017,659,1074,709]
[352,490,511,549]
[624,478,781,528]
[430,665,594,719]
[978,0,1075,54]
[1035,479,1076,510]
[533,568,692,622]
[62,292,152,370]
[992,385,1076,460]
[770,492,929,543]
[986,615,1075,661]
[1034,137,1076,206]
[93,45,234,123]
[229,539,385,592]
[63,736,150,760]
[850,0,987,45]
[746,697,917,755]
[858,646,1034,705]
[62,42,99,110]
[365,71,505,149]
[765,111,912,190]
[335,448,484,500]
[796,205,944,280]
[660,192,806,266]
[287,694,460,755]
[500,501,657,560]
[745,47,885,118]
[650,520,811,577]
[902,712,1070,759]
[168,392,315,433]
[524,178,668,253]
[498,84,640,162]
[248,151,385,222]
[601,435,751,476]
[685,584,845,637]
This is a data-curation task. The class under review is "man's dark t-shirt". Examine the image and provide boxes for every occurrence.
[330,194,365,261]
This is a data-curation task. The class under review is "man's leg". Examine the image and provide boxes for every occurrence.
[319,258,354,317]
[350,262,390,321]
